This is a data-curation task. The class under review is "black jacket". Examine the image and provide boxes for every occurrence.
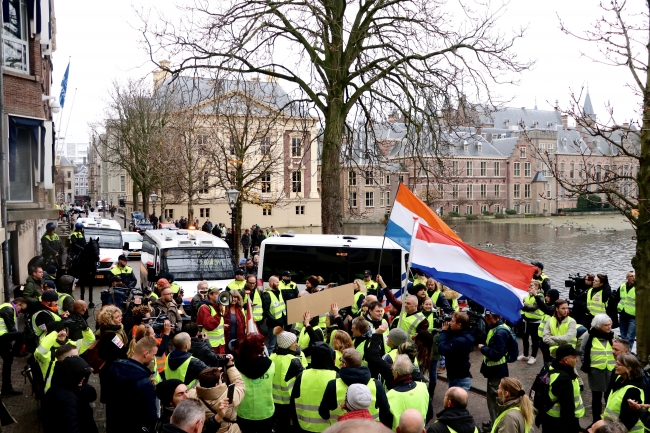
[166,350,209,385]
[438,329,475,380]
[365,333,392,384]
[534,288,560,316]
[189,336,220,367]
[262,288,286,328]
[427,407,478,433]
[605,374,645,432]
[105,358,158,433]
[639,408,650,430]
[318,364,391,427]
[301,325,325,358]
[539,359,582,432]
[479,320,509,379]
[427,290,453,314]
[533,273,551,293]
[0,304,17,333]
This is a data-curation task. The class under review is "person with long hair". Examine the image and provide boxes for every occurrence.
[519,280,544,365]
[604,353,645,432]
[235,333,276,433]
[224,290,247,353]
[586,274,612,326]
[96,305,129,403]
[491,378,534,433]
[332,329,353,368]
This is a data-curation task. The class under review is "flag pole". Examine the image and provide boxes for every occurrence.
[377,182,402,279]
[397,216,419,330]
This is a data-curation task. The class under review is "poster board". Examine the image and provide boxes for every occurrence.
[286,283,355,325]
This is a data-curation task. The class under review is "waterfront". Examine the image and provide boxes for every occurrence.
[279,215,637,295]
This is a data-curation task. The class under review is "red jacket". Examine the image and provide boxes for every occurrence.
[223,305,246,344]
[338,410,374,422]
[196,302,222,331]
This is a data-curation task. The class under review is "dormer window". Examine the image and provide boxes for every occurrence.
[477,143,482,153]
[463,140,468,152]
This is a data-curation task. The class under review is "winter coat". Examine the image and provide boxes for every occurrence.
[365,333,393,385]
[479,320,509,379]
[152,298,183,327]
[426,407,478,433]
[338,410,375,421]
[241,233,251,249]
[105,358,158,433]
[189,336,220,367]
[23,276,44,304]
[223,305,247,346]
[493,396,529,433]
[166,350,209,386]
[537,359,582,432]
[605,374,645,432]
[188,365,246,433]
[438,329,475,380]
[0,304,17,333]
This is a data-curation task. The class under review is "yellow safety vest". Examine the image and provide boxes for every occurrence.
[170,282,181,294]
[547,367,585,418]
[244,289,263,322]
[590,338,616,371]
[111,265,133,276]
[58,293,74,309]
[238,362,276,420]
[364,280,378,294]
[351,291,365,316]
[604,379,645,433]
[617,283,636,316]
[400,312,425,338]
[227,279,246,292]
[330,377,379,422]
[295,369,337,432]
[70,231,84,239]
[0,303,15,336]
[423,311,436,331]
[269,353,299,405]
[32,309,61,338]
[268,290,286,320]
[547,316,577,357]
[385,348,419,366]
[450,298,459,312]
[522,295,544,321]
[538,314,550,338]
[295,315,327,332]
[202,305,225,348]
[386,381,429,430]
[484,324,508,367]
[491,407,530,433]
[587,288,608,316]
[164,355,199,388]
[298,326,323,362]
[279,280,297,294]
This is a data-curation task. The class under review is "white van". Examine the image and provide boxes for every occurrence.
[256,234,407,289]
[77,217,124,281]
[140,229,235,303]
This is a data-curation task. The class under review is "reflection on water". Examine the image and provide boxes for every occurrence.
[280,221,636,297]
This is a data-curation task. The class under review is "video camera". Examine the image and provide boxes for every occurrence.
[432,311,453,329]
[565,273,589,293]
[143,314,180,333]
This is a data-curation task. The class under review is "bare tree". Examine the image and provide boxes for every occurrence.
[142,0,531,233]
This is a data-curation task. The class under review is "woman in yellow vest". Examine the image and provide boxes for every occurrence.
[604,353,646,432]
[332,330,353,369]
[234,333,276,433]
[579,313,616,424]
[586,274,612,324]
[491,378,534,433]
[421,298,437,332]
[270,328,306,431]
[519,280,544,365]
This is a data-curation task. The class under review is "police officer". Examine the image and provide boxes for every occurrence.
[41,222,63,268]
[617,270,636,347]
[362,270,383,303]
[226,269,247,293]
[69,222,86,260]
[279,271,299,303]
[531,261,551,293]
[0,297,28,396]
[111,255,137,288]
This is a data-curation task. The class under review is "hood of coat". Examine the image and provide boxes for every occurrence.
[309,342,337,371]
[167,350,192,370]
[339,365,371,386]
[435,407,478,433]
[52,355,93,388]
[235,356,273,380]
[195,382,227,401]
[109,358,153,381]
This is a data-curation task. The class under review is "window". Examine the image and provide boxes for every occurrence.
[67,181,71,189]
[560,163,565,178]
[385,175,390,185]
[452,184,459,199]
[494,184,500,197]
[385,191,390,206]
[480,161,487,176]
[525,203,531,213]
[579,164,584,178]
[570,163,575,179]
[67,171,71,178]
[164,209,174,219]
[466,184,473,199]
[466,161,473,176]
[261,172,271,193]
[514,204,520,214]
[437,183,444,197]
[560,186,565,198]
[524,162,531,178]
[199,208,211,218]
[398,175,404,183]
[348,171,357,186]
[263,207,272,216]
[514,184,520,198]
[291,137,302,157]
[260,136,271,154]
[494,162,500,176]
[596,165,602,181]
[539,143,546,153]
[481,204,487,213]
[466,205,473,215]
[513,162,521,177]
[547,143,554,154]
[520,147,526,158]
[120,176,125,192]
[197,134,209,145]
[3,0,29,72]
[365,192,374,207]
[200,171,209,194]
[229,137,236,155]
[491,133,499,140]
[524,184,531,198]
[547,184,551,198]
[349,192,357,208]
[379,192,385,206]
[365,171,374,185]
[452,205,459,213]
[295,205,305,215]
[494,204,500,213]
[452,161,459,176]
[480,184,487,198]
[292,171,302,193]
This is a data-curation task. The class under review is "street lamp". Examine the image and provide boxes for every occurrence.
[150,193,159,217]
[119,194,127,228]
[226,188,240,259]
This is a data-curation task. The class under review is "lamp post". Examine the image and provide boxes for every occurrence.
[119,194,127,228]
[226,188,240,259]
[150,193,159,218]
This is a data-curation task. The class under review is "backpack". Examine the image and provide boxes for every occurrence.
[529,364,553,413]
[81,337,107,374]
[502,324,519,363]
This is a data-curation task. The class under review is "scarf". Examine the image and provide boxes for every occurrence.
[581,327,614,372]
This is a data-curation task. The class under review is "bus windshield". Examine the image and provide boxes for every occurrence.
[162,248,234,281]
[260,245,403,287]
[84,228,123,250]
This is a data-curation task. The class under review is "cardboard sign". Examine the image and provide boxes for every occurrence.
[286,283,355,325]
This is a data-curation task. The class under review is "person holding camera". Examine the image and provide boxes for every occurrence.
[182,322,220,367]
[191,282,209,322]
[438,312,475,391]
[197,287,226,355]
[154,279,184,330]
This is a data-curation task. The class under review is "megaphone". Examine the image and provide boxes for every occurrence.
[218,291,232,306]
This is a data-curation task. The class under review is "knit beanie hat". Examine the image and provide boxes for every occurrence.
[155,379,184,406]
[388,328,409,348]
[274,326,297,349]
[345,383,372,410]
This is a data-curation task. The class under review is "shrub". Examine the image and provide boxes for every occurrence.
[524,213,535,218]
[494,213,506,219]
[465,215,479,221]
[447,211,460,217]
[481,211,493,216]
[505,209,517,215]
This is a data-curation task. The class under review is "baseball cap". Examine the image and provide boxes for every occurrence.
[234,269,245,276]
[363,270,372,277]
[43,279,56,289]
[207,286,221,294]
[118,254,128,262]
[531,261,544,270]
[240,259,247,265]
[281,270,292,277]
[555,344,583,360]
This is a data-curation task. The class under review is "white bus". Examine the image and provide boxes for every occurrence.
[140,229,235,303]
[77,217,124,281]
[256,234,407,289]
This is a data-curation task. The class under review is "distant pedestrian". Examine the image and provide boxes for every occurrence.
[241,229,252,258]
[478,311,509,425]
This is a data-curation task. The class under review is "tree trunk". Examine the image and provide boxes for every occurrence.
[132,184,140,212]
[320,105,345,234]
[187,194,194,227]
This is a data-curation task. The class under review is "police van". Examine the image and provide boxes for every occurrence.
[77,217,124,281]
[256,234,407,290]
[140,229,235,302]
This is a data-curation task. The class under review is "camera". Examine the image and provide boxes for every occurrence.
[565,273,588,293]
[144,314,181,333]
[432,311,453,328]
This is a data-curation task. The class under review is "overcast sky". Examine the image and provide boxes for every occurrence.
[53,0,641,142]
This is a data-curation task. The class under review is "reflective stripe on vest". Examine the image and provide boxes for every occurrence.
[484,325,508,366]
[386,381,429,430]
[617,283,636,316]
[32,309,61,338]
[604,382,645,433]
[295,369,337,432]
[351,291,364,316]
[244,289,263,321]
[268,290,286,320]
[491,407,531,433]
[522,295,544,321]
[548,316,577,357]
[401,312,425,338]
[547,368,585,418]
[269,353,299,404]
[203,305,225,348]
[0,303,15,336]
[111,265,133,276]
[587,288,607,316]
[590,338,616,371]
[330,377,379,422]
[163,355,198,388]
[538,315,549,338]
[238,362,276,420]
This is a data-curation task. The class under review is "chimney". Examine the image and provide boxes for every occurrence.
[623,122,630,129]
[153,60,171,90]
[561,114,568,130]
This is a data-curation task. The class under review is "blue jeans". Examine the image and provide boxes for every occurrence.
[448,377,472,391]
[429,359,438,397]
[619,314,636,346]
[266,334,277,354]
[439,355,446,368]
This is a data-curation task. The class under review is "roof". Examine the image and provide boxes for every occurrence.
[531,172,548,183]
[260,234,405,251]
[144,229,230,250]
[387,130,511,159]
[583,92,595,117]
[59,155,73,166]
[78,218,122,231]
[479,107,562,130]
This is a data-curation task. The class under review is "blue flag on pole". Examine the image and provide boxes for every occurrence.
[59,61,70,108]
